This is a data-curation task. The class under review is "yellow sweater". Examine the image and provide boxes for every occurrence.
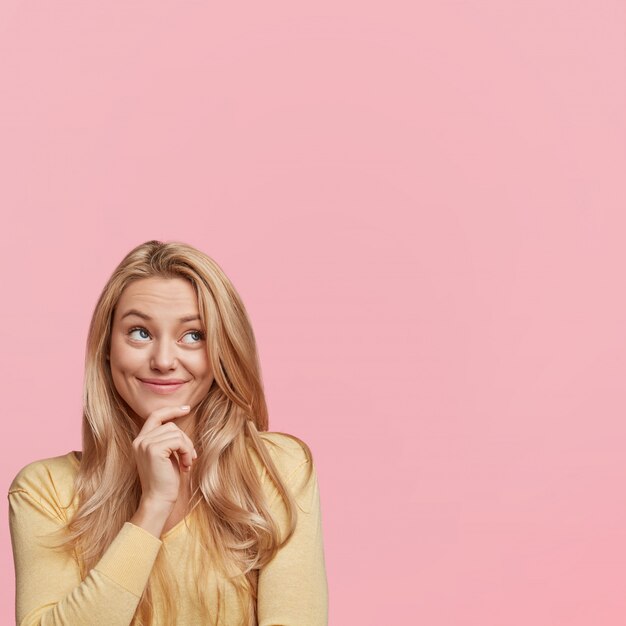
[8,432,328,625]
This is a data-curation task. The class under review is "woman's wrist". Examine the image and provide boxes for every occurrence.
[129,498,174,538]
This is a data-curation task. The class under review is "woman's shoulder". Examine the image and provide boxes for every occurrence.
[257,431,313,462]
[253,431,316,484]
[8,451,80,505]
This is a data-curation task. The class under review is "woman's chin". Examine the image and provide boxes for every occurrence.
[134,400,194,421]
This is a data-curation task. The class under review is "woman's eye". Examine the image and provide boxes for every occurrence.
[127,327,204,344]
[182,330,205,344]
[128,327,150,341]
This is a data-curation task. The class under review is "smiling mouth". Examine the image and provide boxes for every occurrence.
[138,379,188,395]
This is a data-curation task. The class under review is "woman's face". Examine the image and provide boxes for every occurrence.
[109,276,214,423]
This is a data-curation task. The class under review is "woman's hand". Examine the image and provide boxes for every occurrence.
[132,405,198,508]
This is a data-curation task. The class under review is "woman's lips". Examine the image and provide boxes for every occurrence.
[138,379,188,395]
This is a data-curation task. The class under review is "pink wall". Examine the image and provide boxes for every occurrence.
[1,2,625,624]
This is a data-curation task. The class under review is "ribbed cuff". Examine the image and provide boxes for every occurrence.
[94,522,163,597]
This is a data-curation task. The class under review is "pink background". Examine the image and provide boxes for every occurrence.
[1,2,625,624]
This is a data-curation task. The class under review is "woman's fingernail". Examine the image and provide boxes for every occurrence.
[180,405,190,411]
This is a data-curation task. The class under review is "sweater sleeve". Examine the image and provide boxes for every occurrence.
[9,479,163,625]
[256,457,329,626]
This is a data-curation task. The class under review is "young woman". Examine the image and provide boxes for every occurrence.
[8,240,328,625]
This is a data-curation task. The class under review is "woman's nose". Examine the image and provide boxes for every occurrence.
[149,340,178,371]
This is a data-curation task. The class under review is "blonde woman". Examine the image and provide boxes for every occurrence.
[8,240,328,625]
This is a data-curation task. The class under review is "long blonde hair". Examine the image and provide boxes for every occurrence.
[50,240,313,625]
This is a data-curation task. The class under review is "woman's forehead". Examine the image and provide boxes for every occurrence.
[115,277,200,320]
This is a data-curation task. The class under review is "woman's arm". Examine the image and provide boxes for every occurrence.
[9,406,193,625]
[9,484,163,625]
[256,457,329,626]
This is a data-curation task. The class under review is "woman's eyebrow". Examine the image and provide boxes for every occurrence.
[120,309,201,323]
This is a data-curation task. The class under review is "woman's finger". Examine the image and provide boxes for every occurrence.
[138,405,192,437]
